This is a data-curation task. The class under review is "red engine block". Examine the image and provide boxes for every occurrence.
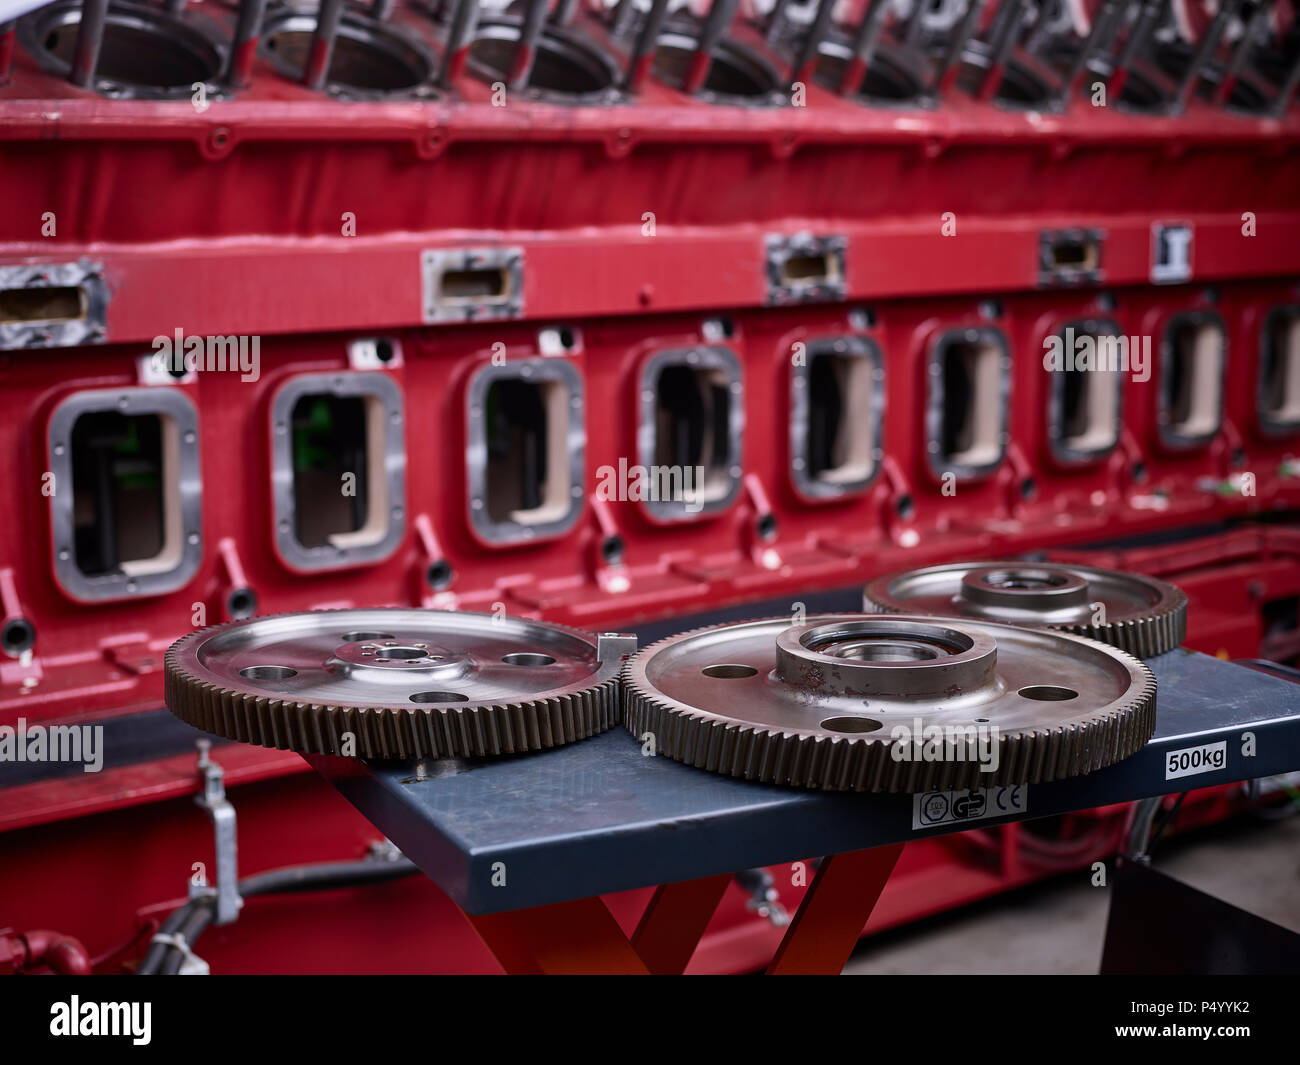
[1,0,1299,973]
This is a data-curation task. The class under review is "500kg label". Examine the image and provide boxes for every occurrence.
[1165,741,1227,780]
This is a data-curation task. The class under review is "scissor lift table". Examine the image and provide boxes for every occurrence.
[309,649,1300,974]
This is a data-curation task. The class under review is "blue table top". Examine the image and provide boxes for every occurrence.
[310,648,1300,913]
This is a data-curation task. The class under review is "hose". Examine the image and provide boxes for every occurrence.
[137,855,418,975]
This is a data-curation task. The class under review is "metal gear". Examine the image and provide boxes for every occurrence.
[864,562,1187,658]
[165,609,633,759]
[624,614,1157,792]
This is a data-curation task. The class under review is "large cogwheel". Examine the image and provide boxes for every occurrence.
[624,614,1157,793]
[165,609,632,759]
[864,562,1187,658]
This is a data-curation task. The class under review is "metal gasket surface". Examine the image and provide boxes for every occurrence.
[864,561,1188,658]
[165,609,630,759]
[624,613,1157,792]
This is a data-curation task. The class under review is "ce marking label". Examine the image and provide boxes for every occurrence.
[912,785,1028,829]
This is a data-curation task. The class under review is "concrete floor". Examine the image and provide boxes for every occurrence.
[843,813,1300,975]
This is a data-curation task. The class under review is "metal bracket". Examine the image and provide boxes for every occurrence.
[735,867,791,927]
[1123,794,1162,864]
[597,632,637,664]
[193,740,242,926]
[1039,227,1104,287]
[765,233,847,305]
[421,246,524,323]
[0,260,109,351]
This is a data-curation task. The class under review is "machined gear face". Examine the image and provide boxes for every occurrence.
[864,562,1187,658]
[165,609,632,760]
[624,614,1157,793]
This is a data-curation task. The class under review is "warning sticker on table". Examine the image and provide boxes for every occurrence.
[912,785,1028,830]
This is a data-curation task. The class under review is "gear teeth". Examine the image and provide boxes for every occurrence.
[1062,592,1187,658]
[623,615,1158,793]
[168,670,620,760]
[164,610,622,760]
[865,565,1188,658]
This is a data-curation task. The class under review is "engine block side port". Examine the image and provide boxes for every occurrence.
[466,357,585,546]
[637,346,743,522]
[1158,311,1225,450]
[1046,319,1123,466]
[790,335,884,501]
[47,387,202,602]
[270,371,406,572]
[926,326,1010,481]
[1259,306,1300,438]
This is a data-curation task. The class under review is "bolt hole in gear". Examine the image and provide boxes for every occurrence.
[164,609,627,759]
[864,561,1189,658]
[623,613,1156,792]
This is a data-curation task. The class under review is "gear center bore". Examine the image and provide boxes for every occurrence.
[774,619,998,700]
[327,639,472,683]
[954,566,1094,624]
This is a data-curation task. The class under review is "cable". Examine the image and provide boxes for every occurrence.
[90,918,157,970]
[1146,791,1187,853]
[159,897,215,976]
[138,898,203,976]
[137,855,418,975]
[961,806,1133,872]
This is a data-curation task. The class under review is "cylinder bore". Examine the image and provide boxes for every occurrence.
[951,37,1058,110]
[1152,39,1272,114]
[652,29,782,103]
[987,61,1056,108]
[812,38,928,105]
[261,11,436,95]
[22,1,224,97]
[467,18,620,101]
